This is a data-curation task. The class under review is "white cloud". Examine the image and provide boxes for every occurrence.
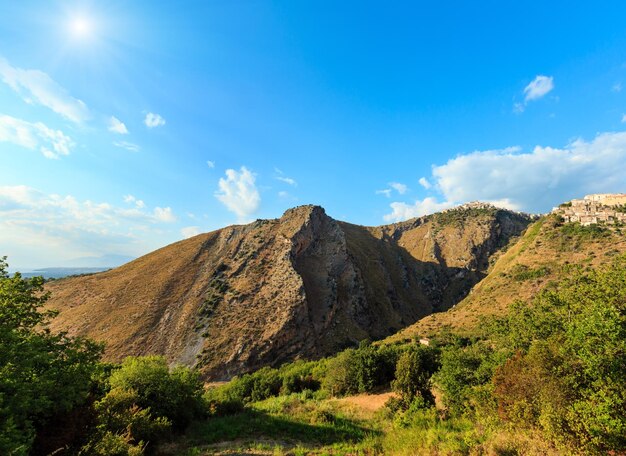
[524,75,554,102]
[384,132,626,221]
[144,112,165,128]
[0,57,90,123]
[153,207,176,222]
[207,160,215,168]
[612,82,622,93]
[377,182,408,198]
[215,166,261,221]
[123,194,145,209]
[0,186,178,268]
[277,176,297,186]
[108,116,128,134]
[419,177,432,189]
[181,226,201,238]
[113,141,140,152]
[622,114,626,123]
[389,182,408,194]
[0,114,73,159]
[384,198,454,222]
[275,168,297,186]
[514,75,555,113]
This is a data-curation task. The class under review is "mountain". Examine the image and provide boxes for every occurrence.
[386,196,626,343]
[46,204,530,379]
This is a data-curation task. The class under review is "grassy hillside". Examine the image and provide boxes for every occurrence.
[386,214,626,342]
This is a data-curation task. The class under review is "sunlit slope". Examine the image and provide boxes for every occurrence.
[386,215,626,342]
[46,204,529,379]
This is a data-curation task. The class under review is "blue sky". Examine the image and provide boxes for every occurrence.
[2,1,626,268]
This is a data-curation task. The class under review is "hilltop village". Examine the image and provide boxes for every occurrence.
[553,193,626,225]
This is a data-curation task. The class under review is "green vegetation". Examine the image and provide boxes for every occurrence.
[0,257,204,455]
[2,252,626,454]
[430,205,498,228]
[506,263,551,281]
[546,216,612,251]
[0,257,102,455]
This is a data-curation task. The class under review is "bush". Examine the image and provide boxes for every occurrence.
[108,356,204,430]
[80,431,145,456]
[392,345,439,407]
[93,387,171,443]
[322,343,400,397]
[433,342,497,416]
[279,360,320,395]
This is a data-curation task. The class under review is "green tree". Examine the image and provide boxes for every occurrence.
[392,346,439,407]
[0,257,103,455]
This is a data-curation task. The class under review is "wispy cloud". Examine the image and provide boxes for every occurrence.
[514,75,554,113]
[612,82,622,93]
[215,166,260,221]
[207,160,215,168]
[622,114,626,123]
[0,114,73,159]
[274,167,297,186]
[524,75,554,101]
[377,181,408,198]
[385,133,626,221]
[418,177,432,189]
[123,194,145,209]
[0,57,90,123]
[114,141,140,152]
[389,182,408,194]
[144,112,165,128]
[108,116,128,134]
[277,176,297,186]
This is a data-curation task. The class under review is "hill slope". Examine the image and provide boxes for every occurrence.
[46,204,529,379]
[387,213,626,342]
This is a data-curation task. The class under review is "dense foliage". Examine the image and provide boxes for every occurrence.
[0,258,204,455]
[2,251,626,454]
[0,257,102,455]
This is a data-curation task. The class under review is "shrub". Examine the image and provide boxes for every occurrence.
[392,345,439,407]
[279,360,320,395]
[433,342,497,415]
[80,431,144,456]
[93,387,171,443]
[108,356,204,430]
[322,343,400,397]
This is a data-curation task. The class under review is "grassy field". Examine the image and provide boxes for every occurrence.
[159,391,564,456]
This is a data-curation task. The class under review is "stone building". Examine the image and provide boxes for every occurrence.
[553,194,626,226]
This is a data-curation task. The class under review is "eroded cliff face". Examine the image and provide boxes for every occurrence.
[46,204,530,379]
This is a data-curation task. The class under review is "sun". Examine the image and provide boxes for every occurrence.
[69,17,92,37]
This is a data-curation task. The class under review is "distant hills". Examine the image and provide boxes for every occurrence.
[14,254,135,279]
[45,203,529,380]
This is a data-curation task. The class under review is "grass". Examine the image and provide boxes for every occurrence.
[170,394,382,455]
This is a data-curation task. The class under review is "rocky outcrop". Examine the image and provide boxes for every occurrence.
[46,204,530,379]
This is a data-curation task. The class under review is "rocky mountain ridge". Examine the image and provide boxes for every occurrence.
[46,203,530,379]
